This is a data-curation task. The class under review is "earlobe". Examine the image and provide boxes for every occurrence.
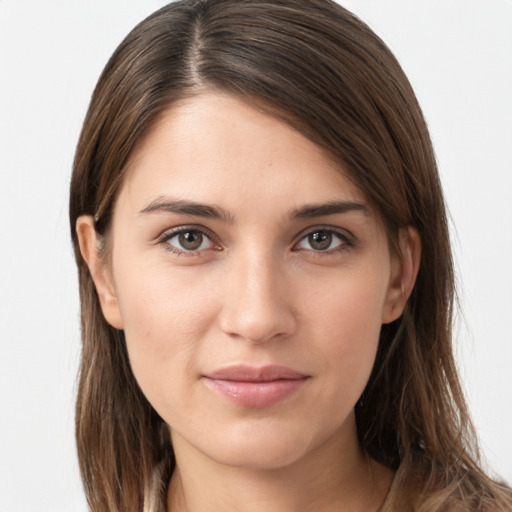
[76,216,124,330]
[382,227,421,324]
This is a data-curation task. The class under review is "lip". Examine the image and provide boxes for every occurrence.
[203,365,310,408]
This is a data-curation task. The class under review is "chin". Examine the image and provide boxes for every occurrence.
[206,438,313,470]
[173,416,337,472]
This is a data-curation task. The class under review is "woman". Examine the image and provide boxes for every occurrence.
[69,0,512,510]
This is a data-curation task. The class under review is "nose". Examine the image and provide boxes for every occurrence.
[218,248,297,344]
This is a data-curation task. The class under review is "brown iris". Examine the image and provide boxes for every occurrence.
[178,231,203,250]
[308,231,333,250]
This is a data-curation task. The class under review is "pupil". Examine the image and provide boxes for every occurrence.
[309,231,332,250]
[179,231,202,250]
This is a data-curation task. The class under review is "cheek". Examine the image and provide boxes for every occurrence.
[112,262,217,406]
[306,268,388,389]
[308,265,388,344]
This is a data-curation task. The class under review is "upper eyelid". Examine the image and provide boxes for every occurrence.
[157,224,218,243]
[294,225,354,243]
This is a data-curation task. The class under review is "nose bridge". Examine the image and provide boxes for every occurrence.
[219,244,296,343]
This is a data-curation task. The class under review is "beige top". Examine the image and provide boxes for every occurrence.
[378,462,421,512]
[378,472,401,512]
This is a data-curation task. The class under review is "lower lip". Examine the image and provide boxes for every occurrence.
[204,378,308,408]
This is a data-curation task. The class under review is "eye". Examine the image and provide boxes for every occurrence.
[295,229,350,252]
[161,228,216,253]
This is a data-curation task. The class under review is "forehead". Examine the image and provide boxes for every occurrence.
[121,92,367,207]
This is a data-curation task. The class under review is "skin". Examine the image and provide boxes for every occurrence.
[77,92,420,512]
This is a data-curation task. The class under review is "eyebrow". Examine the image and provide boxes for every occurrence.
[139,197,368,222]
[139,197,233,222]
[291,200,368,219]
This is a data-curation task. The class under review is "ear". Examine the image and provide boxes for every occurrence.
[76,215,124,329]
[382,227,421,324]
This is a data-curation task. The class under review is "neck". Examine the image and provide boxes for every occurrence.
[167,415,393,512]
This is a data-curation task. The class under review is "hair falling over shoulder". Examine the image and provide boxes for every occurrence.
[69,1,512,511]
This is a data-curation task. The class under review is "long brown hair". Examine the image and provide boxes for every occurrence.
[69,1,512,511]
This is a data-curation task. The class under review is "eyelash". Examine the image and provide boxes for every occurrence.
[156,225,354,257]
[157,226,220,257]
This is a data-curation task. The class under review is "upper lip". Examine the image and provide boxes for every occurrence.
[204,364,308,382]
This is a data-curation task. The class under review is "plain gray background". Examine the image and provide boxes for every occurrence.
[1,1,511,510]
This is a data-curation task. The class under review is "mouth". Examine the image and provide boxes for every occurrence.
[202,365,310,408]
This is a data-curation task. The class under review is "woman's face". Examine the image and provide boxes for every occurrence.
[85,93,408,470]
